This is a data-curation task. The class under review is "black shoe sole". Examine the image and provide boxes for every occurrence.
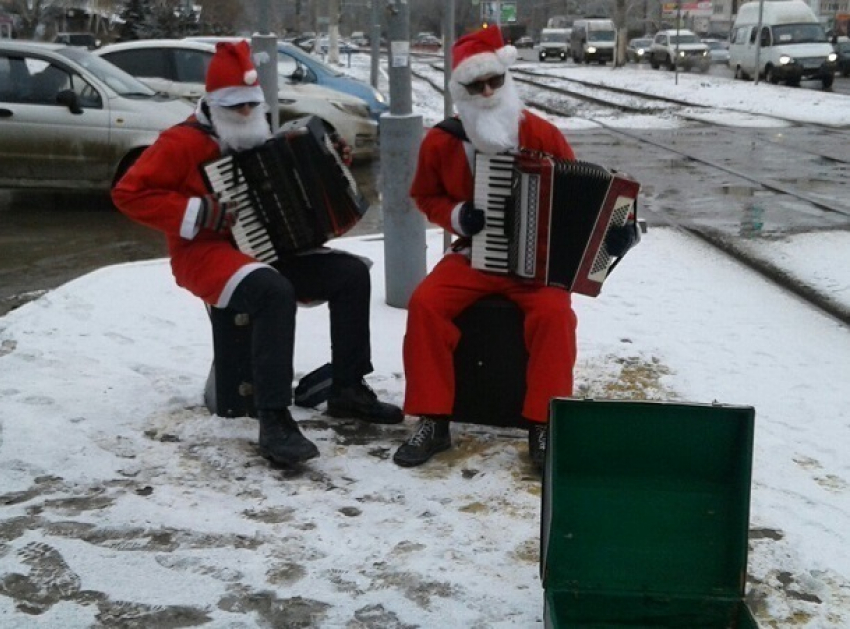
[258,446,320,466]
[392,440,452,467]
[325,406,405,425]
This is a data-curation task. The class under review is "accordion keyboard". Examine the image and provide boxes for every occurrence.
[203,156,279,264]
[471,153,516,274]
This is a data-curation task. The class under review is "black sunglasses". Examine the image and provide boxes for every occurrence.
[461,74,506,95]
[223,101,262,111]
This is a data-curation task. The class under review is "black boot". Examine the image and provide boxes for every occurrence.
[326,379,404,424]
[393,416,452,467]
[257,409,319,465]
[528,423,547,473]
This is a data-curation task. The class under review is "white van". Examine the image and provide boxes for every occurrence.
[570,19,616,64]
[539,27,571,62]
[728,0,837,88]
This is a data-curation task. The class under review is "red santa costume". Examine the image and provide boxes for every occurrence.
[403,27,578,424]
[112,40,269,307]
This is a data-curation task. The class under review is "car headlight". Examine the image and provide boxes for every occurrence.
[637,48,646,55]
[779,55,793,65]
[331,100,370,118]
[587,46,597,53]
[827,52,837,62]
[541,51,547,57]
[373,90,387,104]
[678,50,686,57]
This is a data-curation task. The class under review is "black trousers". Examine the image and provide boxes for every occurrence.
[227,251,373,410]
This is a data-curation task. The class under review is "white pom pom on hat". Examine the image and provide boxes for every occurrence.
[205,40,265,107]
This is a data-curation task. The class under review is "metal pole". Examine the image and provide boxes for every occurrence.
[370,0,381,89]
[252,34,279,134]
[675,0,681,85]
[443,0,455,252]
[443,0,454,121]
[382,0,426,308]
[754,0,765,85]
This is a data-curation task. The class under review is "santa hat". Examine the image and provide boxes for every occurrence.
[205,40,265,107]
[450,26,517,88]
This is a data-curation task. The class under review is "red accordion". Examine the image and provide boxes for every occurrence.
[471,152,640,297]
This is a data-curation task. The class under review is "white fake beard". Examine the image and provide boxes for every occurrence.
[454,75,524,154]
[209,104,272,153]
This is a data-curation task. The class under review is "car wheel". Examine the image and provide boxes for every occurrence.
[787,77,801,87]
[112,149,146,188]
[650,56,659,69]
[766,66,779,84]
[666,56,675,70]
[822,74,834,90]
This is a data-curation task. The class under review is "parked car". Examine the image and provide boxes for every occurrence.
[53,32,101,50]
[649,29,711,72]
[95,39,377,160]
[296,37,360,55]
[412,34,442,52]
[189,36,389,121]
[0,40,193,191]
[512,36,534,49]
[834,35,850,77]
[626,37,653,63]
[702,38,730,65]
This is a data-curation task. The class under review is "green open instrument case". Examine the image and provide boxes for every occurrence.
[541,399,759,628]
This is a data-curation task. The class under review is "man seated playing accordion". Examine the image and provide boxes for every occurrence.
[112,40,403,470]
[393,27,639,473]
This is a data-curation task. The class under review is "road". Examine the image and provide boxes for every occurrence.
[1,64,847,316]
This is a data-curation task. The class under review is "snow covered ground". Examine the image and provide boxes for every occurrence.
[0,51,849,628]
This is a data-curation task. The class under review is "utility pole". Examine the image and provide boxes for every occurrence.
[382,0,426,308]
[329,0,340,65]
[370,0,381,89]
[254,0,278,134]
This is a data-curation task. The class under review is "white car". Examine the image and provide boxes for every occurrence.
[0,40,193,191]
[95,39,377,160]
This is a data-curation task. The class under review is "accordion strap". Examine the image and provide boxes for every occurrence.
[435,117,469,142]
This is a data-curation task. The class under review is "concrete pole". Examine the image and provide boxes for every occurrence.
[370,0,381,89]
[443,0,454,120]
[252,34,279,134]
[382,0,426,308]
[328,0,340,65]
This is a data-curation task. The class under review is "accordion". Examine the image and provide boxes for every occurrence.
[471,152,640,297]
[201,115,369,264]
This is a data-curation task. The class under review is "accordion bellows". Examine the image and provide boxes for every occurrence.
[202,115,369,263]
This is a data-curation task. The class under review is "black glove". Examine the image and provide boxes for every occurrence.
[458,202,485,236]
[605,223,638,258]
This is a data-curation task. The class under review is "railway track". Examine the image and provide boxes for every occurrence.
[411,60,850,327]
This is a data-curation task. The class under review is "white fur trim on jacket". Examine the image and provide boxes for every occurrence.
[450,201,467,236]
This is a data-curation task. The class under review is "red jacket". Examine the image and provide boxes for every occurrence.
[409,110,575,234]
[112,117,261,306]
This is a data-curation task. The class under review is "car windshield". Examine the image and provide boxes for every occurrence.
[705,41,727,50]
[541,32,567,43]
[772,23,827,44]
[632,39,652,47]
[57,47,157,96]
[587,31,615,42]
[669,34,700,44]
[280,46,344,77]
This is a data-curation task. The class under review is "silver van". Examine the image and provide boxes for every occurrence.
[570,19,616,64]
[728,0,837,88]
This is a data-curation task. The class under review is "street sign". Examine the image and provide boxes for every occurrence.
[481,1,498,20]
[501,1,517,22]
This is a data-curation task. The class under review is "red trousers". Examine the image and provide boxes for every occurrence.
[403,253,577,423]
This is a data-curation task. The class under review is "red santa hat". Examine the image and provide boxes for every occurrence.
[450,26,517,88]
[205,40,265,107]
